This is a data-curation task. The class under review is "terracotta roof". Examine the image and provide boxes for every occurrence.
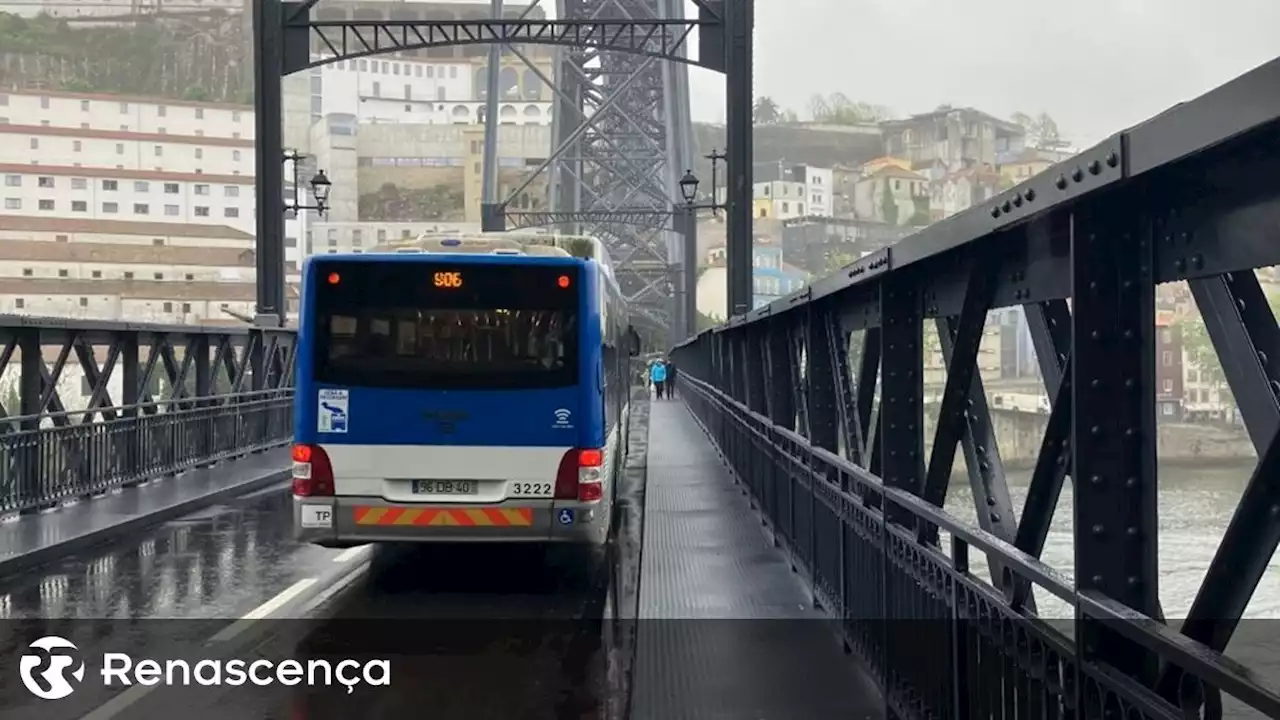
[866,166,926,181]
[0,215,254,241]
[0,88,252,112]
[0,124,253,148]
[0,163,253,185]
[0,278,259,301]
[0,240,256,267]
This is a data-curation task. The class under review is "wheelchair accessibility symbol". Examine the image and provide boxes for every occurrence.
[557,509,575,526]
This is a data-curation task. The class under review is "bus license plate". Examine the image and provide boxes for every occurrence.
[412,480,479,495]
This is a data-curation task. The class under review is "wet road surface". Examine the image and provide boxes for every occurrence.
[3,397,650,720]
[0,482,349,720]
[100,404,651,720]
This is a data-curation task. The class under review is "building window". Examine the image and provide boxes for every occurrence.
[1161,329,1172,344]
[14,299,23,309]
[195,108,204,119]
[232,150,241,161]
[224,207,239,218]
[182,302,191,313]
[102,202,118,213]
[73,140,82,152]
[224,185,239,198]
[154,145,163,157]
[163,302,173,313]
[157,105,167,117]
[79,297,88,308]
[37,176,53,188]
[3,198,19,210]
[103,180,118,191]
[184,274,194,281]
[58,269,69,278]
[194,184,209,196]
[71,200,87,212]
[194,206,210,217]
[152,238,164,246]
[79,100,89,112]
[134,203,149,215]
[116,143,125,155]
[71,177,87,190]
[92,270,102,278]
[21,268,32,277]
[1162,378,1173,393]
[38,199,54,210]
[124,271,134,280]
[164,183,179,194]
[29,138,37,150]
[3,175,18,187]
[373,81,381,97]
[134,181,149,192]
[194,148,203,160]
[119,102,129,114]
[352,229,363,246]
[1162,350,1173,366]
[164,204,179,216]
[154,272,164,280]
[232,111,241,122]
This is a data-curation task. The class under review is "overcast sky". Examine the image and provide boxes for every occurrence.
[683,0,1280,147]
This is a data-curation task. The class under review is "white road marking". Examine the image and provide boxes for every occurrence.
[83,578,320,720]
[241,578,317,620]
[332,545,369,563]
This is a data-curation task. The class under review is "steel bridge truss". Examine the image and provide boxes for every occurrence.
[275,0,723,331]
[0,319,296,515]
[672,58,1280,719]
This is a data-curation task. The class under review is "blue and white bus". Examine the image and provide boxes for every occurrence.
[291,232,639,548]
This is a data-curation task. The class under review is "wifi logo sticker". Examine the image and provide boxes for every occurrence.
[553,408,573,427]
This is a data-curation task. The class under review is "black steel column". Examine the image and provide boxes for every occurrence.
[253,0,286,324]
[682,206,699,339]
[723,0,753,317]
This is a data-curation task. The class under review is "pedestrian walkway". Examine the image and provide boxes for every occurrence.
[0,448,290,576]
[629,400,884,720]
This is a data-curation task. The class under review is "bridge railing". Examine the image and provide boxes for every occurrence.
[0,317,297,515]
[672,57,1280,719]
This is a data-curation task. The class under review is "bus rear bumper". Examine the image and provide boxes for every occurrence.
[293,496,610,547]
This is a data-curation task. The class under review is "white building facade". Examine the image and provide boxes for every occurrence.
[802,166,833,218]
[310,55,553,127]
[0,89,303,268]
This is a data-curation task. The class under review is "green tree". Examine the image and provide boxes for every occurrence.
[1011,111,1070,151]
[809,93,892,124]
[183,86,212,102]
[753,96,782,125]
[880,181,899,226]
[358,183,466,222]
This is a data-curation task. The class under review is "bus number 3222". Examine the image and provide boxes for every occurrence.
[511,482,552,497]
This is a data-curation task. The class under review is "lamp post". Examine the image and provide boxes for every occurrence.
[673,150,728,343]
[283,149,333,217]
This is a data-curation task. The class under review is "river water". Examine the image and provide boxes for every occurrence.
[939,460,1279,718]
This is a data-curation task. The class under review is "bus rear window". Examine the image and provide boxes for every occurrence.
[310,261,579,390]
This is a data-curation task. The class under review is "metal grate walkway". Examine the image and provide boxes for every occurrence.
[629,399,884,720]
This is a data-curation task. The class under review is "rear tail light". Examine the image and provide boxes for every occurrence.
[554,448,604,502]
[292,443,335,497]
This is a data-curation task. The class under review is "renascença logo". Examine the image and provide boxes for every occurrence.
[17,635,391,700]
[20,636,86,700]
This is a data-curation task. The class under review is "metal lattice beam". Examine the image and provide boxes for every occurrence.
[545,0,695,334]
[290,19,706,73]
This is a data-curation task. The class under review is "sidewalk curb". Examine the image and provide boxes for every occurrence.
[0,464,290,579]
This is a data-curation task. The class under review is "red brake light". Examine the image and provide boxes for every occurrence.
[553,447,605,502]
[557,275,570,289]
[327,272,341,285]
[292,443,335,497]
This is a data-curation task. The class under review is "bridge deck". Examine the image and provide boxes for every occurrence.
[0,450,289,575]
[630,398,884,720]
